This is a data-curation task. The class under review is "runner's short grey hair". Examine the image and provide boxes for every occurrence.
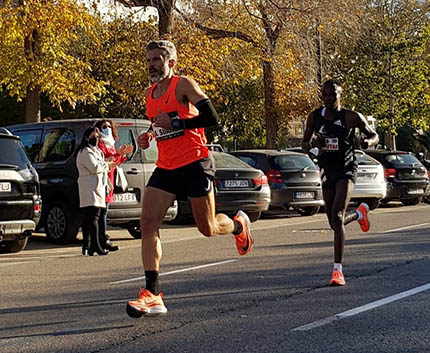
[146,40,177,61]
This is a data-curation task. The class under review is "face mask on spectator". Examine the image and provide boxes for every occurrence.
[88,137,98,146]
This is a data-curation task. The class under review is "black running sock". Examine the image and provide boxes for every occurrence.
[145,270,160,295]
[232,220,243,235]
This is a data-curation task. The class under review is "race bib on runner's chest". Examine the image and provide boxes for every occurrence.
[322,137,339,151]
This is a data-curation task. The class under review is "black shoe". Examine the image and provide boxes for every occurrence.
[105,243,119,252]
[88,248,109,256]
[82,247,90,256]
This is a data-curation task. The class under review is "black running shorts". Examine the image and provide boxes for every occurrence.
[147,156,216,200]
[320,168,356,190]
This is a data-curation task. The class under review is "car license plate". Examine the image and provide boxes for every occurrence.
[223,180,249,188]
[408,189,423,195]
[113,192,137,203]
[357,172,376,180]
[294,191,315,199]
[0,182,11,192]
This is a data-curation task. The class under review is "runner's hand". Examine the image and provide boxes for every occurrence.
[311,133,325,148]
[137,132,153,150]
[153,109,173,129]
[360,136,369,149]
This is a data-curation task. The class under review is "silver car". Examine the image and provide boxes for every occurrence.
[351,150,387,210]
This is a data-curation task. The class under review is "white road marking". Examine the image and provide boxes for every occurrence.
[292,282,430,331]
[381,223,430,233]
[110,259,239,284]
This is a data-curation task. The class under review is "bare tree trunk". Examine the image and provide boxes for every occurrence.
[24,25,41,123]
[115,0,176,36]
[25,85,41,123]
[263,59,277,149]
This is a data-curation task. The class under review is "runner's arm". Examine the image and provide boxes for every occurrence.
[352,112,379,149]
[172,77,218,129]
[301,112,315,153]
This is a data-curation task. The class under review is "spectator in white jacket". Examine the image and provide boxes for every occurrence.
[76,127,116,256]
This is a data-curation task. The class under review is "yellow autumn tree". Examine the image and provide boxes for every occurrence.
[0,0,106,123]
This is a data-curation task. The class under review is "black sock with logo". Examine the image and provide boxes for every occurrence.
[145,270,160,295]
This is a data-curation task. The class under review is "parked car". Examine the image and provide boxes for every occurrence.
[364,149,430,206]
[351,150,387,210]
[174,151,271,223]
[7,119,177,243]
[230,149,324,216]
[0,128,41,253]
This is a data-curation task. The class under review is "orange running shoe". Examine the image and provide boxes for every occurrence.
[329,269,346,286]
[356,203,370,232]
[233,210,254,256]
[126,288,167,318]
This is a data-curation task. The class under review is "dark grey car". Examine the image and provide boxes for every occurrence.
[7,119,177,244]
[174,151,271,223]
[230,149,324,216]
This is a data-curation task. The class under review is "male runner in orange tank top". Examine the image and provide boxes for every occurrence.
[126,40,254,318]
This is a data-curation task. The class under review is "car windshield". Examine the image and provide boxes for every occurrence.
[356,153,379,166]
[0,138,31,170]
[213,152,253,169]
[274,154,316,169]
[385,153,421,166]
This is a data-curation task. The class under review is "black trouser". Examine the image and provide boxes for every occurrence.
[81,206,103,252]
[98,203,109,248]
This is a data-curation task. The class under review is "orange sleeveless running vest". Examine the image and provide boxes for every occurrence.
[146,75,209,170]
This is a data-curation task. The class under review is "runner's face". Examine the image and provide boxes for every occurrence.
[320,84,340,108]
[146,49,170,83]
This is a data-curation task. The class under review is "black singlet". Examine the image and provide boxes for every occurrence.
[312,107,357,188]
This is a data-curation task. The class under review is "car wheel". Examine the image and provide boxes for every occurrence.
[127,222,141,239]
[45,202,79,244]
[401,197,422,206]
[298,206,320,216]
[5,238,28,253]
[247,211,261,223]
[362,198,380,210]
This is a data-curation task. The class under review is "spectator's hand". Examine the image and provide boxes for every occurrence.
[137,132,153,150]
[118,144,133,156]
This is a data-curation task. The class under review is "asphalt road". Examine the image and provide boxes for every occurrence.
[1,203,430,353]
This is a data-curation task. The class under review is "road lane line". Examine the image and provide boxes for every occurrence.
[382,223,430,233]
[110,259,239,284]
[292,282,430,331]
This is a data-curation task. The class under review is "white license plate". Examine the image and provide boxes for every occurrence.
[408,189,423,195]
[0,182,11,192]
[357,173,376,180]
[223,180,249,188]
[113,193,137,203]
[294,191,315,199]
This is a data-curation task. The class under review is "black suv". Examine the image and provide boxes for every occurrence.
[230,149,324,216]
[0,128,41,253]
[7,119,177,244]
[365,149,430,205]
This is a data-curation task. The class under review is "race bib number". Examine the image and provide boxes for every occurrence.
[153,126,184,141]
[322,137,339,151]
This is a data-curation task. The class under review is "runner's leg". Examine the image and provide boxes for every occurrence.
[330,179,354,263]
[190,189,235,236]
[140,186,176,272]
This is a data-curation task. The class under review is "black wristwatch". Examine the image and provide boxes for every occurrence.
[171,118,184,130]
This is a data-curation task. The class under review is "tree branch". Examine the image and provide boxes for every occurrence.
[174,6,257,45]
